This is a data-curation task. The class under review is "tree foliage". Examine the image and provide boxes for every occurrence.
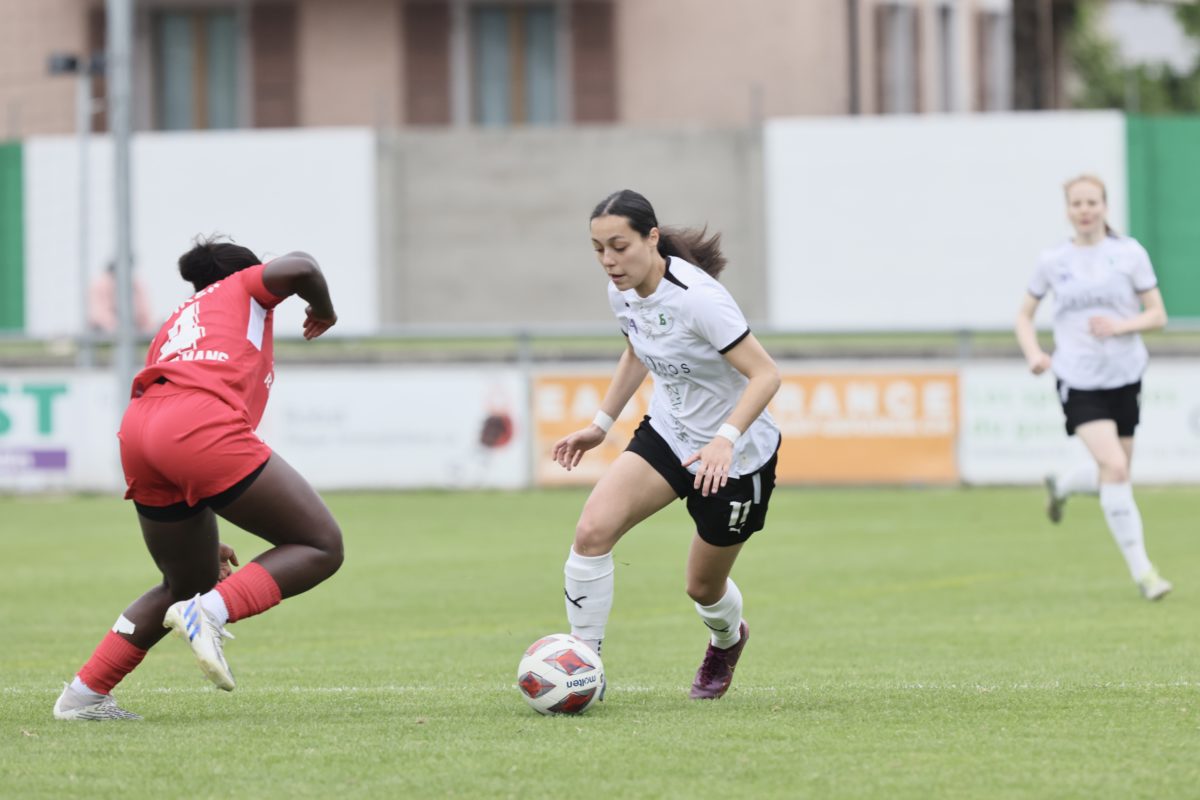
[1067,0,1200,113]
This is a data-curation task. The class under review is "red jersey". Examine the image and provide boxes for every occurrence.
[131,265,286,427]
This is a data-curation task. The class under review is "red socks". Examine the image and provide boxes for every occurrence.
[77,631,147,695]
[216,562,282,623]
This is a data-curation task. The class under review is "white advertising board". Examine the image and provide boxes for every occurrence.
[260,367,529,490]
[0,366,528,494]
[0,371,124,493]
[23,128,378,338]
[764,111,1127,331]
[959,361,1200,484]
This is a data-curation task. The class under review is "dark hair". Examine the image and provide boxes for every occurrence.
[177,235,260,291]
[590,189,727,279]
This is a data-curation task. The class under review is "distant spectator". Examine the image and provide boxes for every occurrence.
[88,261,155,335]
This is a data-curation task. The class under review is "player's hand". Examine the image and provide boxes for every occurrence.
[1027,351,1052,375]
[552,425,607,471]
[682,437,734,497]
[303,306,337,340]
[1088,315,1123,339]
[218,543,240,581]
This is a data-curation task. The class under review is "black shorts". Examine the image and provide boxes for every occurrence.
[1057,379,1141,437]
[625,416,779,547]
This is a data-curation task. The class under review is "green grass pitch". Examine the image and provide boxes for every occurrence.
[2,486,1197,799]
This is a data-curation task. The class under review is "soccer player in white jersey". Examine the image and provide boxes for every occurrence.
[552,189,782,699]
[1015,174,1171,601]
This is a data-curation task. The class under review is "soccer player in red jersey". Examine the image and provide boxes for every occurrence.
[54,236,344,720]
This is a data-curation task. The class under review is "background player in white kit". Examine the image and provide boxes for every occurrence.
[1015,174,1171,601]
[552,189,782,700]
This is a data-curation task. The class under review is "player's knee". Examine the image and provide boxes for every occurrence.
[1098,458,1129,483]
[316,522,345,578]
[573,516,617,556]
[685,578,722,606]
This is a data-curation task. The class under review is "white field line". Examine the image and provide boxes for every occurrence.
[7,681,1200,696]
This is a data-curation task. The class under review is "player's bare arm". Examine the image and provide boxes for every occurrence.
[262,252,338,339]
[1090,287,1167,339]
[553,341,649,471]
[1015,292,1051,374]
[682,333,780,496]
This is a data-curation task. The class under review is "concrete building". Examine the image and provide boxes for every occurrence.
[2,0,1020,139]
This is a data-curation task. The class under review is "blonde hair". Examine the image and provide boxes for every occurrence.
[1062,174,1116,237]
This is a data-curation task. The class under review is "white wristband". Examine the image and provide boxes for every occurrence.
[592,410,614,433]
[715,423,742,445]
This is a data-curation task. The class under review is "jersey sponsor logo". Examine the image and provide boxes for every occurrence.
[1056,291,1127,314]
[175,349,230,363]
[641,355,690,378]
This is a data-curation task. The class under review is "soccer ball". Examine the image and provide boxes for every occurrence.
[516,633,605,715]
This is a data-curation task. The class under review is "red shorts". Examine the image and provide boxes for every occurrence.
[119,382,271,509]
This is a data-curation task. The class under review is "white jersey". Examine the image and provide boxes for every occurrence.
[1027,236,1158,390]
[608,257,779,477]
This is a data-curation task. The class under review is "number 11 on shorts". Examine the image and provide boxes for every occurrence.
[728,500,751,529]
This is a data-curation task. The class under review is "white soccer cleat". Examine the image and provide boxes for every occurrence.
[163,594,236,691]
[53,683,141,721]
[1137,568,1173,602]
[1043,474,1064,524]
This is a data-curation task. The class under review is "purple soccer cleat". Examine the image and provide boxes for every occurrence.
[689,620,749,700]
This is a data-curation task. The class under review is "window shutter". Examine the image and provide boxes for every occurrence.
[404,1,451,125]
[571,0,615,123]
[251,2,298,128]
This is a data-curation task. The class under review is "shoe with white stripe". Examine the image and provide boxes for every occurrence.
[163,594,236,691]
[53,683,141,721]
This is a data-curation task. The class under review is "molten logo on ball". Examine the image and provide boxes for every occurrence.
[516,633,605,715]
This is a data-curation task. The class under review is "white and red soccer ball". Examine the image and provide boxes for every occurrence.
[516,634,605,715]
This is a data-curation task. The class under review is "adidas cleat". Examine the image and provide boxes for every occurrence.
[164,594,236,691]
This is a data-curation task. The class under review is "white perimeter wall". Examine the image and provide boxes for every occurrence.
[23,128,378,338]
[764,111,1128,331]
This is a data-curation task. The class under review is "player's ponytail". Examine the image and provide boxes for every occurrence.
[656,226,726,279]
[178,234,261,291]
[590,189,728,280]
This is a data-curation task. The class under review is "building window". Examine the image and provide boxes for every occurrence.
[876,3,919,114]
[153,9,241,130]
[470,4,560,125]
[976,10,1012,111]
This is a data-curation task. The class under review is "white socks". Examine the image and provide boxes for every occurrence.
[695,578,743,649]
[1055,462,1099,498]
[200,590,230,626]
[1099,482,1152,579]
[564,548,614,652]
[70,676,104,700]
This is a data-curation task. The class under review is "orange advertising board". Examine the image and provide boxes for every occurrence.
[771,372,959,483]
[532,371,959,486]
[532,375,654,487]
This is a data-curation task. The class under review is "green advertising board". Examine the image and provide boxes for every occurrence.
[0,142,23,330]
[1127,116,1200,320]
